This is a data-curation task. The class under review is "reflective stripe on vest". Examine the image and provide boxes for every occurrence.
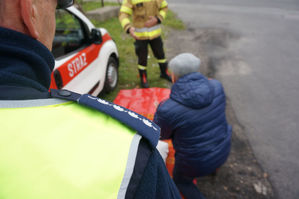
[161,0,168,8]
[120,6,132,15]
[0,99,140,199]
[135,24,162,40]
[121,18,131,28]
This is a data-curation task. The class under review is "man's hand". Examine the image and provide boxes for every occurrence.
[129,27,138,40]
[144,16,158,28]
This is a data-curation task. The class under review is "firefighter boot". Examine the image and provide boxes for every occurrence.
[159,63,172,82]
[138,69,149,88]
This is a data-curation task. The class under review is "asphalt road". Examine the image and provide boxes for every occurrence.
[166,0,299,198]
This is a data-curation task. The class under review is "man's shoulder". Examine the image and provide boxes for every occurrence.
[157,97,181,114]
[209,78,223,89]
[133,147,181,199]
[50,89,161,148]
[208,78,226,98]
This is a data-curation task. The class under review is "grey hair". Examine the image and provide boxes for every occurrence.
[168,53,201,78]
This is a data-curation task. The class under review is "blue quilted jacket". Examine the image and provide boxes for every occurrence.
[154,72,232,176]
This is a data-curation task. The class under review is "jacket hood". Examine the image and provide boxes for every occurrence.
[170,72,214,109]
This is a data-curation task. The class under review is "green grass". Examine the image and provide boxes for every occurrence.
[82,3,185,101]
[163,10,185,30]
[77,1,120,12]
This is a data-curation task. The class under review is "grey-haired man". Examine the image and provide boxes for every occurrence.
[154,53,232,199]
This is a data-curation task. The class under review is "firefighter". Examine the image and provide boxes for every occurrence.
[0,0,181,198]
[119,0,172,88]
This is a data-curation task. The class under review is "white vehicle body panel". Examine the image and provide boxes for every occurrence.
[52,6,118,96]
[61,40,118,95]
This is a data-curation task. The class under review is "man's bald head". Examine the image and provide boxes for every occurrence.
[0,0,57,50]
[0,1,22,32]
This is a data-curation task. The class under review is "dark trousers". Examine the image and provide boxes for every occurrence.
[134,36,165,67]
[173,165,206,199]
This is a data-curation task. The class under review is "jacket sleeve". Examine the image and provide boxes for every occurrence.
[119,0,133,33]
[126,138,180,199]
[154,101,173,140]
[157,0,168,22]
[134,149,181,199]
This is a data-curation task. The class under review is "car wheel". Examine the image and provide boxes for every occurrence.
[104,56,118,93]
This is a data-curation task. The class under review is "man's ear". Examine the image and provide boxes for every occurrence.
[171,73,176,83]
[20,0,39,39]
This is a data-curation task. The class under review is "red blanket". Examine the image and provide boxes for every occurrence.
[113,88,175,176]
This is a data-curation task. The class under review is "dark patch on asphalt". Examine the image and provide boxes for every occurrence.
[165,27,276,199]
[206,57,220,78]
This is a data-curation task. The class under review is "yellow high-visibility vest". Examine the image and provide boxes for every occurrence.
[0,98,142,199]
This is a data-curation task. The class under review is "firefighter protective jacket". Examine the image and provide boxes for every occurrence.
[119,0,168,40]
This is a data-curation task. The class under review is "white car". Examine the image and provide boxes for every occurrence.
[50,6,119,96]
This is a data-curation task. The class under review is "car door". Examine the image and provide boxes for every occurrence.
[50,9,107,95]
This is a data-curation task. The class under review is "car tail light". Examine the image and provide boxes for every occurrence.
[53,69,63,89]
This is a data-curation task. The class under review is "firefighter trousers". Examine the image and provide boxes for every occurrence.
[134,36,167,68]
